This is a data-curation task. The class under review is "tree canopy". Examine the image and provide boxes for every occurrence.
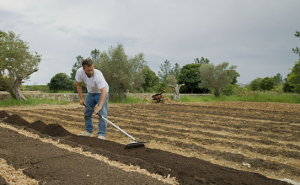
[48,73,74,92]
[0,30,41,100]
[177,63,203,93]
[292,31,300,57]
[158,60,172,82]
[284,30,300,93]
[250,78,262,91]
[70,55,84,80]
[199,62,238,97]
[98,44,147,101]
[288,59,300,93]
[194,57,210,64]
[140,66,159,92]
[260,77,275,91]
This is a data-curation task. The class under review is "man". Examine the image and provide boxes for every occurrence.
[75,58,109,140]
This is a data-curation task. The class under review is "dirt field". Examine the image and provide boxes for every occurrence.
[1,101,300,184]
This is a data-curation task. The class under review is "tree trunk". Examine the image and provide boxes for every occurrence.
[118,85,126,102]
[0,68,38,101]
[12,78,27,100]
[170,84,185,100]
[214,90,220,97]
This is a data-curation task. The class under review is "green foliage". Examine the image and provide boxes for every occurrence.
[199,62,238,97]
[179,91,300,103]
[282,77,294,93]
[158,60,172,82]
[229,70,240,85]
[194,57,210,64]
[178,63,203,93]
[234,91,300,103]
[90,49,101,68]
[140,67,159,92]
[24,85,50,92]
[222,84,239,96]
[172,63,181,79]
[0,97,69,107]
[273,73,283,86]
[108,93,148,103]
[260,77,275,91]
[292,31,300,57]
[158,60,181,82]
[70,55,84,80]
[250,78,262,91]
[287,60,300,93]
[98,44,147,101]
[48,73,74,92]
[0,30,41,100]
[166,75,177,86]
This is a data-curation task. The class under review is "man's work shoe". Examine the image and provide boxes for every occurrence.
[98,135,105,140]
[79,131,93,137]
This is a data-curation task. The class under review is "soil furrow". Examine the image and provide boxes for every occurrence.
[3,102,300,183]
[8,109,300,153]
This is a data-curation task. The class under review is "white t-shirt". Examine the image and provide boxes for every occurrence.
[75,67,109,93]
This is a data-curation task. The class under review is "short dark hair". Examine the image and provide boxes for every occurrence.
[82,58,94,67]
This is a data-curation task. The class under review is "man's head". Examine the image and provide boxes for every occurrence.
[82,59,94,78]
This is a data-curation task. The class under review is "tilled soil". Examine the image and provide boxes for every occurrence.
[1,101,300,184]
[0,126,166,185]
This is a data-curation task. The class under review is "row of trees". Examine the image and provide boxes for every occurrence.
[45,30,300,100]
[47,44,239,100]
[248,31,300,94]
[1,30,299,100]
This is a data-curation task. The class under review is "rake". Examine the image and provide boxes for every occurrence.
[83,103,149,149]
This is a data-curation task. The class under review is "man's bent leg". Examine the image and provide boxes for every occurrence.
[97,93,109,136]
[84,93,96,133]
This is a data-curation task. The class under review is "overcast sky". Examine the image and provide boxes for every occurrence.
[1,0,299,85]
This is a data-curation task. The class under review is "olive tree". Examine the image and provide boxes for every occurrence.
[99,44,147,101]
[199,62,238,97]
[0,31,41,100]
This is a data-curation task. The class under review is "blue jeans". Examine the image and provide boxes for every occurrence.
[84,92,109,136]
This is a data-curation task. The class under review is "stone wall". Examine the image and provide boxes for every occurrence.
[0,91,211,102]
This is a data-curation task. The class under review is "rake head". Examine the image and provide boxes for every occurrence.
[125,141,149,149]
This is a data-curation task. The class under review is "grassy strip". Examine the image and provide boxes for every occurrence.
[118,96,149,104]
[1,91,299,107]
[178,92,300,103]
[0,97,69,107]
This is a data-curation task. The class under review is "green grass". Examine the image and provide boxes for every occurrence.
[2,91,299,107]
[113,96,149,104]
[0,97,69,107]
[178,91,300,103]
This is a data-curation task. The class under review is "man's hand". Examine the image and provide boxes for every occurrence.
[79,99,85,105]
[94,105,102,114]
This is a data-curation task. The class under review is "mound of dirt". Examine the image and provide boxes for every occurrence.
[3,114,30,126]
[29,120,72,137]
[44,124,73,137]
[0,111,9,118]
[28,120,47,130]
[0,176,8,185]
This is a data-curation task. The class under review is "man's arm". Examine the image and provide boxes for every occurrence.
[76,81,85,105]
[94,87,107,114]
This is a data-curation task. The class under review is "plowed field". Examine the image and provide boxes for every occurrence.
[1,102,300,184]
